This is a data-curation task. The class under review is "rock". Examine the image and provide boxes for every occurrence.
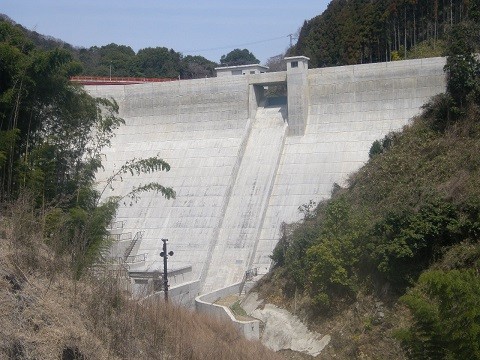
[244,294,331,357]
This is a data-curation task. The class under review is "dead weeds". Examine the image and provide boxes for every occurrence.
[0,198,283,360]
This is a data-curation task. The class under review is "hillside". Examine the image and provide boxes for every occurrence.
[0,14,217,79]
[259,20,480,360]
[0,197,282,359]
[291,0,479,67]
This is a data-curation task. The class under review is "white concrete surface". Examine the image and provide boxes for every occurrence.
[88,76,251,283]
[195,282,260,340]
[87,57,446,297]
[202,104,287,293]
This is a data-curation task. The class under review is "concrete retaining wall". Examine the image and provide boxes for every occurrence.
[163,280,201,307]
[145,280,201,307]
[195,283,260,340]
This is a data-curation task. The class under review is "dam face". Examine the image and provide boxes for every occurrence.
[87,57,446,298]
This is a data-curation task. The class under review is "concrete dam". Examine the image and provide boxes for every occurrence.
[87,56,446,300]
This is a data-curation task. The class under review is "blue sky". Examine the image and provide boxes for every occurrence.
[1,1,329,64]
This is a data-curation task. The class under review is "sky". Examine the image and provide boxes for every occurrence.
[0,1,329,64]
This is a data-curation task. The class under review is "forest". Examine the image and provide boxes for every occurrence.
[291,0,480,67]
[3,0,479,83]
[0,14,263,80]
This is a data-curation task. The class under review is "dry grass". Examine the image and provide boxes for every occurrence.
[0,196,283,360]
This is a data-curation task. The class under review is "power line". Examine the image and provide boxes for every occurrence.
[181,34,289,54]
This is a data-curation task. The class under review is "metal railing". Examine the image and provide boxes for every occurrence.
[110,232,132,242]
[71,76,178,85]
[238,268,258,295]
[107,220,126,230]
[125,253,147,264]
[124,231,144,259]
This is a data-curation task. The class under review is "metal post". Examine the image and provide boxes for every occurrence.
[160,238,174,302]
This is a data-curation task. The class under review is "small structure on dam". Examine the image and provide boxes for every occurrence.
[87,56,446,303]
[215,63,269,76]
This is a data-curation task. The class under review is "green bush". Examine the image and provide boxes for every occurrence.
[304,198,369,307]
[370,199,467,288]
[369,132,398,158]
[398,269,480,359]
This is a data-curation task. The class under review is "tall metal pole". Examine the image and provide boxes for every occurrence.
[160,238,174,302]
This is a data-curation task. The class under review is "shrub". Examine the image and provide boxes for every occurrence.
[369,132,398,158]
[398,269,480,359]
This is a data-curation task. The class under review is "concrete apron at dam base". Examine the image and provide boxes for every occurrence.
[87,56,446,340]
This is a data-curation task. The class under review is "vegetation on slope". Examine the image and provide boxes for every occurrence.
[0,196,282,359]
[264,20,480,359]
[291,0,480,67]
[0,19,175,280]
[0,15,218,79]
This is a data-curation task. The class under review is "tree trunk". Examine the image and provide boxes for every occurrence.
[450,0,453,26]
[434,0,438,48]
[404,6,407,59]
[413,5,416,47]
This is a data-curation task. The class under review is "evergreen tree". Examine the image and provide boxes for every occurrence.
[220,48,259,66]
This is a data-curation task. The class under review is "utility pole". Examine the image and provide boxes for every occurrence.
[160,238,174,302]
[288,33,298,48]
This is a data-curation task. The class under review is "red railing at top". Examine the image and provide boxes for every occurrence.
[70,76,178,86]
